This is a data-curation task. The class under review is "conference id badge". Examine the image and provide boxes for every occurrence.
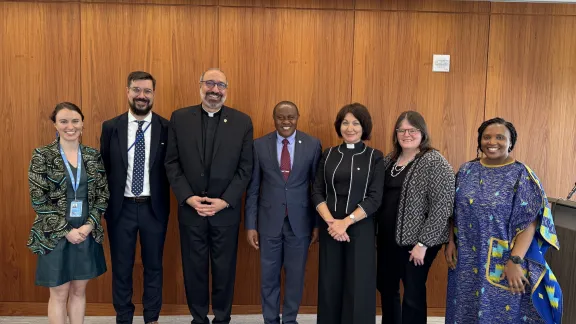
[70,200,83,218]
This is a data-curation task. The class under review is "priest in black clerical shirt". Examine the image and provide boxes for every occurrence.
[165,68,253,324]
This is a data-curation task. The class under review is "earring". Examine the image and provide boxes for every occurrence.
[55,131,59,139]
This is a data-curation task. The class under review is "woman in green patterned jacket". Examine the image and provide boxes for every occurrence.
[28,102,109,324]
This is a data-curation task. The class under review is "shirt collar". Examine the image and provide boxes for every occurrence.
[202,107,222,117]
[128,111,152,124]
[277,130,297,144]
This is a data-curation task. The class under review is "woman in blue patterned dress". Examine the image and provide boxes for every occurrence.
[445,118,562,324]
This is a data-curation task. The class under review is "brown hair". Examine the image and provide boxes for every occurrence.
[390,110,434,160]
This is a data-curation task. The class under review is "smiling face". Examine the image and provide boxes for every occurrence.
[396,119,422,152]
[54,108,83,143]
[480,123,512,164]
[199,69,228,110]
[127,79,155,117]
[340,113,363,144]
[274,104,299,138]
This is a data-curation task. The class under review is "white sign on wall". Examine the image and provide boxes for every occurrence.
[432,54,450,72]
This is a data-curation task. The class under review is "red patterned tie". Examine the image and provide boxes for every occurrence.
[280,138,291,182]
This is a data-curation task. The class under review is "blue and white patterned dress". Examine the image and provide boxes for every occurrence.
[446,160,562,324]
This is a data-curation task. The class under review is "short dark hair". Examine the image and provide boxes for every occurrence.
[272,100,299,116]
[50,102,84,122]
[334,103,373,141]
[476,117,518,157]
[390,111,434,160]
[127,71,156,90]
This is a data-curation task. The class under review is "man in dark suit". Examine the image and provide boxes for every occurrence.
[100,71,170,324]
[245,101,321,324]
[165,68,253,324]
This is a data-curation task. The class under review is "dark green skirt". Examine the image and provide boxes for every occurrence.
[35,234,107,287]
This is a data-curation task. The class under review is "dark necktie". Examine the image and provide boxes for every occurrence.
[280,138,291,182]
[131,120,145,196]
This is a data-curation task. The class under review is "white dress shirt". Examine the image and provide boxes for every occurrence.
[124,111,152,197]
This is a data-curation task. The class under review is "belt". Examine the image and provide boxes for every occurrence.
[124,196,151,203]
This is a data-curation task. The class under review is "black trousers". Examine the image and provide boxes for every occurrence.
[179,221,239,324]
[317,218,376,324]
[377,237,441,324]
[107,199,167,324]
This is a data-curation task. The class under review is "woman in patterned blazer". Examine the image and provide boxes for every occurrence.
[376,110,455,324]
[28,102,109,324]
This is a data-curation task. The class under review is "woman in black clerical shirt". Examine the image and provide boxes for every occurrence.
[311,103,385,324]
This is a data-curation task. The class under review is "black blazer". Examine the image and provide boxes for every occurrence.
[165,104,253,226]
[311,143,385,217]
[100,112,171,224]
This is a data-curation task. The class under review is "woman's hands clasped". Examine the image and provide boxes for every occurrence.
[327,219,351,242]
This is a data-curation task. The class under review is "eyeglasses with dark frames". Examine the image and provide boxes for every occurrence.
[200,80,228,90]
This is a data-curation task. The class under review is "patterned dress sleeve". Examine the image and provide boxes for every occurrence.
[512,164,562,323]
[86,151,109,244]
[508,165,559,249]
[27,149,72,254]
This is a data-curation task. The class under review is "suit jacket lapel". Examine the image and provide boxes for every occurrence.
[191,106,204,166]
[118,113,129,168]
[290,131,303,182]
[149,113,161,168]
[211,106,228,162]
[268,132,286,181]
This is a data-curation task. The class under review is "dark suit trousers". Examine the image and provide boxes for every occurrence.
[107,199,167,324]
[179,220,239,324]
[377,236,441,324]
[260,217,310,324]
[317,215,376,324]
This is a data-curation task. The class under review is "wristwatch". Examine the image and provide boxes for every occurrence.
[509,255,524,264]
[348,213,356,223]
[417,242,427,248]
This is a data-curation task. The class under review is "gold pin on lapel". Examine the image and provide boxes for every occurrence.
[224,119,228,123]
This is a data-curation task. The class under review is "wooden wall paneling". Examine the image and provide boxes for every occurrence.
[354,0,490,13]
[218,6,355,305]
[80,3,219,304]
[80,0,216,4]
[351,10,489,308]
[0,1,81,302]
[491,2,576,16]
[218,0,353,9]
[485,15,576,200]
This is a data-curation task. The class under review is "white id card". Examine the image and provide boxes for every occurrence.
[70,200,83,218]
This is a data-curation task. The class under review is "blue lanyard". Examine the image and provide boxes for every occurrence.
[59,145,82,199]
[127,121,151,152]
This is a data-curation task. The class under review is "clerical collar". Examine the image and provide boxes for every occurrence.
[202,107,222,118]
[340,141,365,151]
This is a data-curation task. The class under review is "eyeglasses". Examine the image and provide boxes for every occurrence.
[200,80,228,90]
[396,128,420,135]
[130,87,154,96]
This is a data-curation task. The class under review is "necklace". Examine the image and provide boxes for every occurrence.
[390,158,414,177]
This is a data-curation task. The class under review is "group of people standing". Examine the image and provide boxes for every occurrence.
[27,68,563,324]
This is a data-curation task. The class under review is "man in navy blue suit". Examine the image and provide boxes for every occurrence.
[245,101,322,324]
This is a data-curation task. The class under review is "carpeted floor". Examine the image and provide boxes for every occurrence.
[0,315,446,323]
